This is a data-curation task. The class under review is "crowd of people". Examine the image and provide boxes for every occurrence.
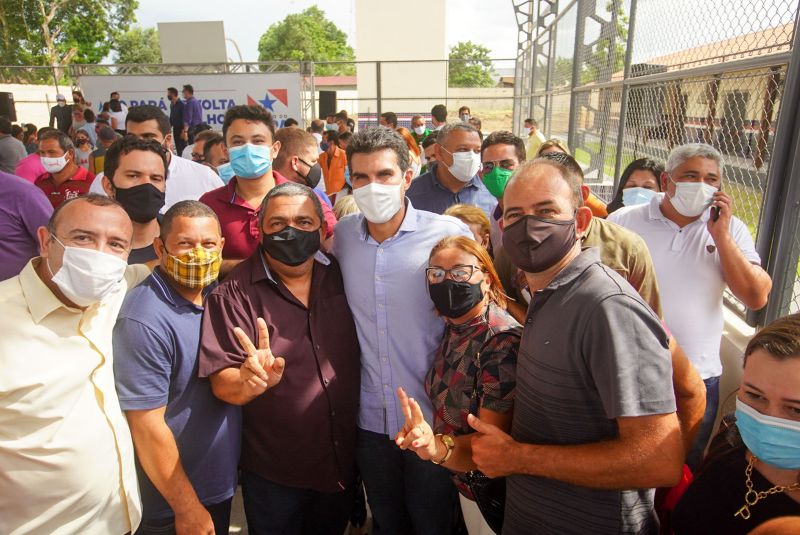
[0,89,798,535]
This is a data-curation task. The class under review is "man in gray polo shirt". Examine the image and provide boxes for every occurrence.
[468,157,683,534]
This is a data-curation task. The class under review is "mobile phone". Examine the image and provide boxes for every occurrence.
[711,188,721,222]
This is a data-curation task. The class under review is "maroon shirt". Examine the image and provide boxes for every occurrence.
[199,172,337,260]
[198,249,360,492]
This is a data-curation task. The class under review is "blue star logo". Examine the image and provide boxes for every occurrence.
[258,93,276,111]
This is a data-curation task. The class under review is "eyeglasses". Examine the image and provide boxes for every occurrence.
[481,160,517,174]
[426,264,482,284]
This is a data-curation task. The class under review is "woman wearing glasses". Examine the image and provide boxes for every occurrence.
[395,235,521,535]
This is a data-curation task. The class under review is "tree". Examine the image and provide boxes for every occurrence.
[114,26,161,64]
[448,41,496,88]
[0,0,137,81]
[257,6,355,76]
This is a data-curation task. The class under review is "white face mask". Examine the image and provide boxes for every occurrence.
[460,114,470,122]
[413,126,426,136]
[48,237,128,307]
[41,154,69,174]
[443,148,481,183]
[57,101,66,107]
[668,178,717,217]
[353,182,404,224]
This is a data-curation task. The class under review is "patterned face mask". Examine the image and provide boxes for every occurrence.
[163,246,222,289]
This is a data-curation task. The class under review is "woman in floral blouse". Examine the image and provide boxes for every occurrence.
[395,235,521,535]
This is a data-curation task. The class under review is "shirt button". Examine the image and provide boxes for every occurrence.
[526,318,532,324]
[323,378,330,385]
[382,357,387,362]
[334,440,339,446]
[331,410,336,416]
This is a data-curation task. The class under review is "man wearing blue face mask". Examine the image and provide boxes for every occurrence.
[200,106,337,276]
[406,122,497,220]
[609,143,772,471]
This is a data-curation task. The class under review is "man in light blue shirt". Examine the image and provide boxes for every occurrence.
[406,122,497,219]
[334,127,472,535]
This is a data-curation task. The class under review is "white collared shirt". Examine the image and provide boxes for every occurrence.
[609,193,760,378]
[0,260,149,534]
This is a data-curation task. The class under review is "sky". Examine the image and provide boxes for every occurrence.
[132,0,520,62]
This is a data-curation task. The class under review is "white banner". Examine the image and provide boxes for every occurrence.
[77,73,303,129]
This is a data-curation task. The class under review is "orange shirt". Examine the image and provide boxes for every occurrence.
[35,166,94,208]
[320,146,347,194]
[585,191,608,218]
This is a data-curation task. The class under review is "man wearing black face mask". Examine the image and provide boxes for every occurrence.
[467,158,684,534]
[199,182,360,534]
[102,136,168,264]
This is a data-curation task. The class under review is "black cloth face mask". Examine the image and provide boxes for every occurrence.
[501,214,577,273]
[428,279,484,318]
[261,225,321,267]
[114,182,166,223]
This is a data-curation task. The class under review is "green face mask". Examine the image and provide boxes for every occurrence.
[482,166,513,199]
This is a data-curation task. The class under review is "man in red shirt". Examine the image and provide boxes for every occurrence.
[200,105,335,276]
[35,130,94,208]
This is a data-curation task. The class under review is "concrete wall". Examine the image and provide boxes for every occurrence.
[0,83,59,127]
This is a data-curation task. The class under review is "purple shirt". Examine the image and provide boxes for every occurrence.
[183,97,203,128]
[0,172,53,281]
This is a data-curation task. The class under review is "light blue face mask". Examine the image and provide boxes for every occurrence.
[622,186,658,207]
[216,162,235,184]
[736,397,800,470]
[228,143,272,179]
[325,123,337,131]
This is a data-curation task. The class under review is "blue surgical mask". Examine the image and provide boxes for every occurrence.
[735,398,800,470]
[622,187,658,207]
[216,162,235,184]
[228,143,272,179]
[325,123,337,131]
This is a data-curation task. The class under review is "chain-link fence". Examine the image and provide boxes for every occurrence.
[513,0,800,325]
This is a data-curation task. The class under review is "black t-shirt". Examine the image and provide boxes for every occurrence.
[673,444,800,534]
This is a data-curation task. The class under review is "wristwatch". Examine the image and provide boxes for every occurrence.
[432,433,455,465]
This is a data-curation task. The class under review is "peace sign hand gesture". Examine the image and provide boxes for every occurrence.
[394,387,438,461]
[233,317,286,396]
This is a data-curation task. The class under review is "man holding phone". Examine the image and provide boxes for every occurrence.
[609,143,772,470]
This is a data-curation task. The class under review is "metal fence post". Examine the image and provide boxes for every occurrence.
[376,61,382,120]
[567,0,586,151]
[752,8,800,326]
[612,0,638,187]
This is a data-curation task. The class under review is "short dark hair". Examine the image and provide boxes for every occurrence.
[258,182,324,230]
[160,200,220,241]
[11,124,23,137]
[524,118,538,128]
[37,126,56,140]
[481,130,526,162]
[110,91,120,99]
[458,106,471,115]
[431,104,447,122]
[194,130,221,145]
[222,105,275,142]
[284,118,299,127]
[421,133,438,149]
[39,129,73,153]
[380,112,398,129]
[203,136,226,162]
[83,108,96,123]
[346,127,410,173]
[104,134,169,184]
[183,84,194,94]
[0,116,11,134]
[324,130,339,144]
[167,87,178,97]
[126,105,171,136]
[48,194,124,235]
[338,131,352,144]
[334,111,348,122]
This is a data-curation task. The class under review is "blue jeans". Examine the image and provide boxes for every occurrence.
[240,470,354,535]
[686,375,721,471]
[356,428,459,535]
[134,498,232,535]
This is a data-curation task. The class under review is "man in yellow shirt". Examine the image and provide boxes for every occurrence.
[0,194,149,535]
[524,118,547,159]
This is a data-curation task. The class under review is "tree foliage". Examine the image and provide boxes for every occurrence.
[581,1,628,84]
[257,6,355,76]
[448,41,496,88]
[0,0,136,81]
[114,26,161,64]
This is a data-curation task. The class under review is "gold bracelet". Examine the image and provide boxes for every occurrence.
[431,433,455,465]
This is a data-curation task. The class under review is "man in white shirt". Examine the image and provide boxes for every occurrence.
[0,194,150,534]
[89,105,223,211]
[609,143,771,469]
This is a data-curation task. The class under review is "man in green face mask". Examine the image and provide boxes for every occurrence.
[479,130,526,258]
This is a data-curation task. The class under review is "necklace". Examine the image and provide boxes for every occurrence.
[734,455,800,520]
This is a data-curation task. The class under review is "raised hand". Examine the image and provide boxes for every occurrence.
[233,317,286,395]
[394,387,438,461]
[468,413,519,478]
